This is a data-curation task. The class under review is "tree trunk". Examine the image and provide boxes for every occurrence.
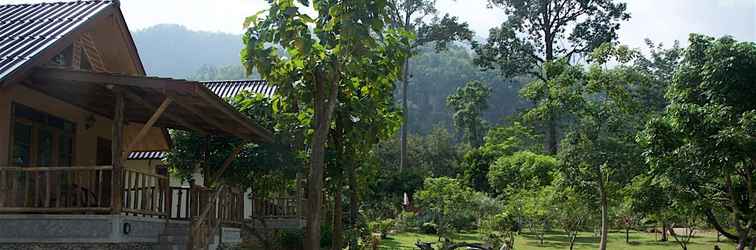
[304,78,339,250]
[598,170,609,250]
[626,227,629,243]
[332,183,344,250]
[569,231,577,250]
[399,58,409,172]
[348,163,359,250]
[545,115,557,155]
[661,222,669,241]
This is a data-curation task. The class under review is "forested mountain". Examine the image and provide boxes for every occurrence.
[131,24,526,135]
[132,24,243,78]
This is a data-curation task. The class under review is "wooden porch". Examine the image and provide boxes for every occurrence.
[0,166,246,227]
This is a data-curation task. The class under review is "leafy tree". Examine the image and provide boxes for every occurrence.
[553,186,593,250]
[519,186,557,245]
[632,39,684,113]
[166,92,300,192]
[326,48,404,249]
[242,1,410,248]
[386,0,473,172]
[461,121,542,193]
[558,44,648,250]
[487,151,557,196]
[639,34,756,250]
[407,45,529,135]
[474,0,630,154]
[414,177,477,240]
[189,64,252,81]
[446,80,492,147]
[480,211,520,250]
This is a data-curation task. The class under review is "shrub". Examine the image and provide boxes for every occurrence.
[421,222,438,234]
[368,219,396,239]
[396,211,421,232]
[274,228,304,250]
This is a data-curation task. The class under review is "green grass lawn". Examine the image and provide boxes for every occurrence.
[378,230,734,250]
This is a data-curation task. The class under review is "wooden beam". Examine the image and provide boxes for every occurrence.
[121,97,172,160]
[111,89,125,214]
[32,68,196,93]
[121,89,207,135]
[168,93,246,139]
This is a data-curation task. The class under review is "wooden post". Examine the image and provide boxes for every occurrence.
[111,89,125,214]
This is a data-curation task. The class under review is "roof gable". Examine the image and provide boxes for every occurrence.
[0,1,117,83]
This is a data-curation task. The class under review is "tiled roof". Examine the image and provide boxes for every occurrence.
[127,151,166,160]
[0,0,114,81]
[202,80,276,99]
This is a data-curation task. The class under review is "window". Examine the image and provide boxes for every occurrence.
[50,46,73,67]
[10,103,76,167]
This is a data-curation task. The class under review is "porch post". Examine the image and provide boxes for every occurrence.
[111,89,125,214]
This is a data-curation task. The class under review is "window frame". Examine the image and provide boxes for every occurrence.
[9,103,76,167]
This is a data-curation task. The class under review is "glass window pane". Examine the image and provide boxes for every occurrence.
[12,122,32,166]
[37,129,53,166]
[59,135,73,166]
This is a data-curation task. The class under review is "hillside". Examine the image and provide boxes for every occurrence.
[130,24,527,135]
[132,24,243,78]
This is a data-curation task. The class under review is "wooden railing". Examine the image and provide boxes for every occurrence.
[0,166,112,213]
[168,186,193,220]
[250,196,303,219]
[218,187,244,226]
[123,168,169,217]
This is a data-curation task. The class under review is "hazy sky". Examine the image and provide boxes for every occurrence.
[5,0,756,49]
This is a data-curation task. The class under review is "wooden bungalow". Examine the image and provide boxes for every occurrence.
[132,80,308,230]
[0,1,275,249]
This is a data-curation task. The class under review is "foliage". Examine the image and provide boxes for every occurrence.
[189,64,252,81]
[275,228,305,250]
[488,151,557,196]
[631,39,684,113]
[446,80,493,147]
[165,91,300,194]
[368,219,396,239]
[420,222,438,235]
[480,212,520,249]
[474,0,631,154]
[407,45,528,135]
[638,34,756,250]
[243,0,412,248]
[558,43,651,250]
[414,177,477,238]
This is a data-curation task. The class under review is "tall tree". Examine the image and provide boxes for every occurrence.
[559,44,648,250]
[639,35,756,250]
[446,80,492,147]
[474,0,630,154]
[326,42,405,249]
[387,0,473,171]
[242,1,410,248]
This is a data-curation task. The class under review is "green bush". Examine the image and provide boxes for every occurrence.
[396,211,421,232]
[420,222,438,234]
[368,219,396,239]
[275,228,303,250]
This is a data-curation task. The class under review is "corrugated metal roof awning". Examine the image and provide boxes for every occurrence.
[202,80,276,99]
[127,151,166,160]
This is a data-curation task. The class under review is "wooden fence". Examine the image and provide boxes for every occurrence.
[122,168,169,217]
[0,166,112,213]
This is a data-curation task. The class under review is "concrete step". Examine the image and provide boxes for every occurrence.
[158,234,188,250]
